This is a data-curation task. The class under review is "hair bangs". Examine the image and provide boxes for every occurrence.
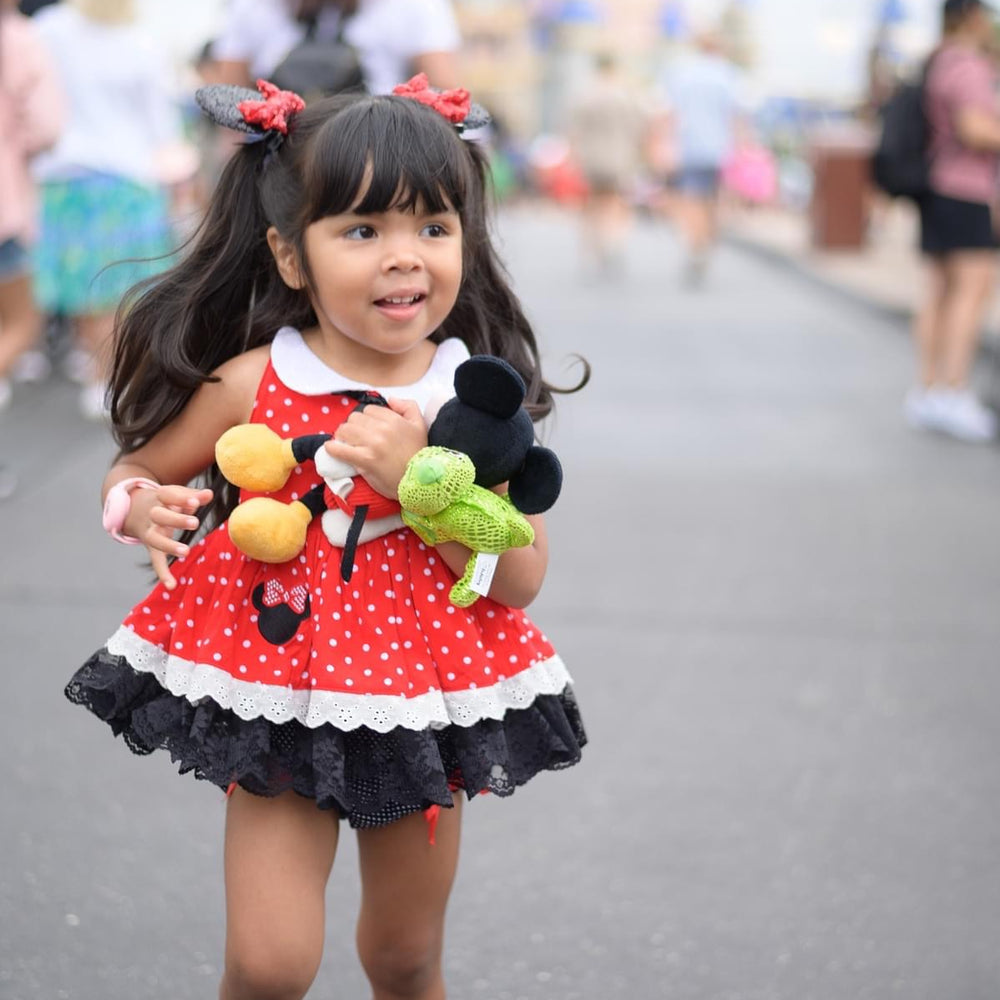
[302,97,472,223]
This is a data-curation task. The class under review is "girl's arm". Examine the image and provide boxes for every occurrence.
[435,514,550,610]
[105,347,269,588]
[324,398,553,608]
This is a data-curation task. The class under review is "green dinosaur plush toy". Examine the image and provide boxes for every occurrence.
[398,446,535,607]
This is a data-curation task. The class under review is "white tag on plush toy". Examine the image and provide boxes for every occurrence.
[470,553,500,596]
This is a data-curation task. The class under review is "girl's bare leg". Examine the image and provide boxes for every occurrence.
[356,795,463,1000]
[219,789,339,1000]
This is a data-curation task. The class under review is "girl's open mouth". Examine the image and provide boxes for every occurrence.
[374,293,427,319]
[375,293,426,307]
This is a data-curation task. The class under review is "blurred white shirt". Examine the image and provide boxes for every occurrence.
[31,5,181,183]
[661,51,747,170]
[212,0,460,96]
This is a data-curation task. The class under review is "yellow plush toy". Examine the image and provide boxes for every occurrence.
[215,398,402,580]
[215,423,314,564]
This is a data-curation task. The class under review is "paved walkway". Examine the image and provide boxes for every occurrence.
[3,205,1000,1000]
[726,198,1000,339]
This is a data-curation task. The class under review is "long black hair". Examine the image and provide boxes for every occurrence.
[110,91,588,536]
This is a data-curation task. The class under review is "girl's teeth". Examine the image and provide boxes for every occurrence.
[385,296,418,304]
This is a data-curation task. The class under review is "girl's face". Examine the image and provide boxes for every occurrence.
[275,199,463,366]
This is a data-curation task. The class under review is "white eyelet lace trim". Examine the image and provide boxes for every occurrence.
[105,626,572,733]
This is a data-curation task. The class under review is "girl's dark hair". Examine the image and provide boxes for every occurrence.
[110,92,588,541]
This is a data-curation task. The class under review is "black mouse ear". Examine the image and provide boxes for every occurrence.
[454,356,526,419]
[508,446,562,515]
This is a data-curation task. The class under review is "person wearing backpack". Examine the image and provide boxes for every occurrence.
[906,0,1000,442]
[210,0,461,98]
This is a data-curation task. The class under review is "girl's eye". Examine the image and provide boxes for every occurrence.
[345,225,377,240]
[421,223,449,238]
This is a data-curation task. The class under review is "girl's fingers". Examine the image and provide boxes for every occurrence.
[149,547,177,589]
[150,505,201,532]
[157,485,213,510]
[338,408,412,446]
[123,484,206,591]
[147,522,188,589]
[367,399,423,430]
[386,397,423,425]
[326,438,370,470]
[145,524,190,559]
[333,421,366,446]
[325,436,354,458]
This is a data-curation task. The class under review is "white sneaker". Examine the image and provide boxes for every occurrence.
[903,386,940,430]
[932,387,998,443]
[10,350,51,384]
[79,382,110,421]
[63,347,93,385]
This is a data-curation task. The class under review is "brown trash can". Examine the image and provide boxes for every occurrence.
[809,124,876,250]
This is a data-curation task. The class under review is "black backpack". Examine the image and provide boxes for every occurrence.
[270,11,366,100]
[871,60,933,199]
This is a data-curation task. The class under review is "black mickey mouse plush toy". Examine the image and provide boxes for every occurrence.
[427,355,563,513]
[394,354,564,606]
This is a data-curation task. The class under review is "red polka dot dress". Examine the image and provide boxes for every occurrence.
[66,329,586,827]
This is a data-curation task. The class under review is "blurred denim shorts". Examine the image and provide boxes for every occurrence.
[672,166,722,198]
[0,238,30,282]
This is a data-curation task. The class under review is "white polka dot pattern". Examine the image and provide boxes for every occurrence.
[108,346,567,734]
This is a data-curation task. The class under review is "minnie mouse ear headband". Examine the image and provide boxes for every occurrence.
[195,74,491,148]
[390,73,491,133]
[195,80,305,156]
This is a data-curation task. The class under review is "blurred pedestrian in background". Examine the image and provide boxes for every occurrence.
[0,0,63,413]
[660,29,744,287]
[907,0,1000,442]
[210,0,461,96]
[568,51,644,280]
[30,0,181,420]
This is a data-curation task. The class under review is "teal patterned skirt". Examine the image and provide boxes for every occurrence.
[34,173,172,315]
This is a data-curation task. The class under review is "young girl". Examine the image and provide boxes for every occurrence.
[65,78,586,1000]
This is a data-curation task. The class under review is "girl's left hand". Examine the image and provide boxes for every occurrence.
[325,397,427,499]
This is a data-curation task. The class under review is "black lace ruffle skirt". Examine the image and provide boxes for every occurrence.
[65,648,587,828]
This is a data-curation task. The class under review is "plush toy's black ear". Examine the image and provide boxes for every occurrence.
[508,446,562,515]
[454,356,526,419]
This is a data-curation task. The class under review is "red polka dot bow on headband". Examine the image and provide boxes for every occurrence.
[238,80,306,135]
[392,73,471,125]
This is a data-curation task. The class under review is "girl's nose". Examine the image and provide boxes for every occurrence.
[382,240,422,273]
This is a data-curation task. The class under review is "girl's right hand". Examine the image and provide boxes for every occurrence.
[125,485,214,590]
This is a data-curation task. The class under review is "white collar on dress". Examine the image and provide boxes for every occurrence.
[269,326,470,408]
